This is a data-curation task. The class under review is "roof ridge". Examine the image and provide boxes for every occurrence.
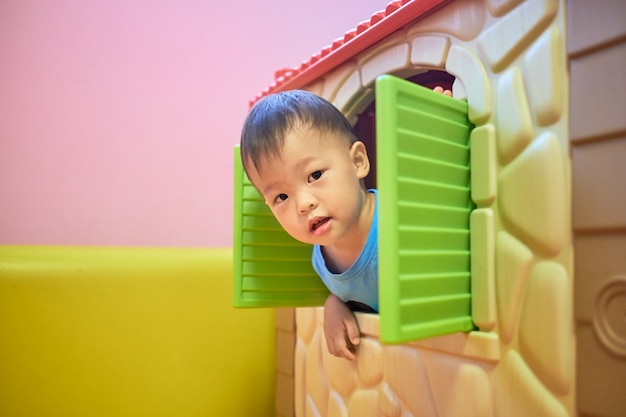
[249,0,448,106]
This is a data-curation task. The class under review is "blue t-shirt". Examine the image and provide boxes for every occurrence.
[312,189,378,312]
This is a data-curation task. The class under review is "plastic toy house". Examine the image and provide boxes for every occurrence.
[234,1,626,417]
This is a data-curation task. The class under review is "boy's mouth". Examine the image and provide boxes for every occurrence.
[309,217,331,234]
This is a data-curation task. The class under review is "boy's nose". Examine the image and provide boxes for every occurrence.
[297,194,317,214]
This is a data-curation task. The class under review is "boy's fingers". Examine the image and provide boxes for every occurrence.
[338,341,356,361]
[346,324,361,346]
[343,328,358,360]
[433,86,452,96]
[327,334,340,356]
[328,332,356,361]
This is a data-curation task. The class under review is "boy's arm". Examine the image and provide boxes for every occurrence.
[323,294,361,361]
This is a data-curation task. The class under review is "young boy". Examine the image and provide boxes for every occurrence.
[240,87,451,361]
[240,90,375,361]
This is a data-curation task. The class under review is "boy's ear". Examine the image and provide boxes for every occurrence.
[350,141,370,179]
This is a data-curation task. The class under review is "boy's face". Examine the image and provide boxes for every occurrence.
[246,126,371,247]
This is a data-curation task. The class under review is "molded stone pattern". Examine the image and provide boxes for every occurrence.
[294,0,574,416]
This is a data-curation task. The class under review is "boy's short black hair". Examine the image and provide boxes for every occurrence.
[240,90,357,173]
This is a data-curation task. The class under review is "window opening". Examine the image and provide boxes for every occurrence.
[233,71,475,345]
[354,70,456,190]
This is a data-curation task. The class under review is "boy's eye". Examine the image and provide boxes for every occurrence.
[275,193,288,203]
[309,170,323,182]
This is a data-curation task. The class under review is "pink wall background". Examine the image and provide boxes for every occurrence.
[0,0,385,247]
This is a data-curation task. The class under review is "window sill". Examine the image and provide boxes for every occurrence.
[355,311,500,362]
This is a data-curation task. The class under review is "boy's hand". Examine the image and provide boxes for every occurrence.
[323,294,361,361]
[433,86,452,96]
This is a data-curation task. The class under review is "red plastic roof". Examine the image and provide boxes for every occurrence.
[250,0,450,106]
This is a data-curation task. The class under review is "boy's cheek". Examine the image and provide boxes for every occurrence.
[272,212,292,232]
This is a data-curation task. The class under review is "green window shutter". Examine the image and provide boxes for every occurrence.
[376,74,475,344]
[233,146,329,308]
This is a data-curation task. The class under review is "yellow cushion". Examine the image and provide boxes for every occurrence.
[0,246,274,417]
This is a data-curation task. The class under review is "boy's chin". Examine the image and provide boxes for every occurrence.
[298,235,328,247]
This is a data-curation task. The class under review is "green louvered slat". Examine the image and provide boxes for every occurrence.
[398,273,471,298]
[242,275,330,291]
[377,74,475,343]
[397,202,470,229]
[398,227,470,251]
[397,154,470,185]
[396,130,470,165]
[397,179,470,207]
[233,146,328,307]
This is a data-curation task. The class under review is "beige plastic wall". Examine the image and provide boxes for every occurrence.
[568,1,626,416]
[277,0,580,416]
